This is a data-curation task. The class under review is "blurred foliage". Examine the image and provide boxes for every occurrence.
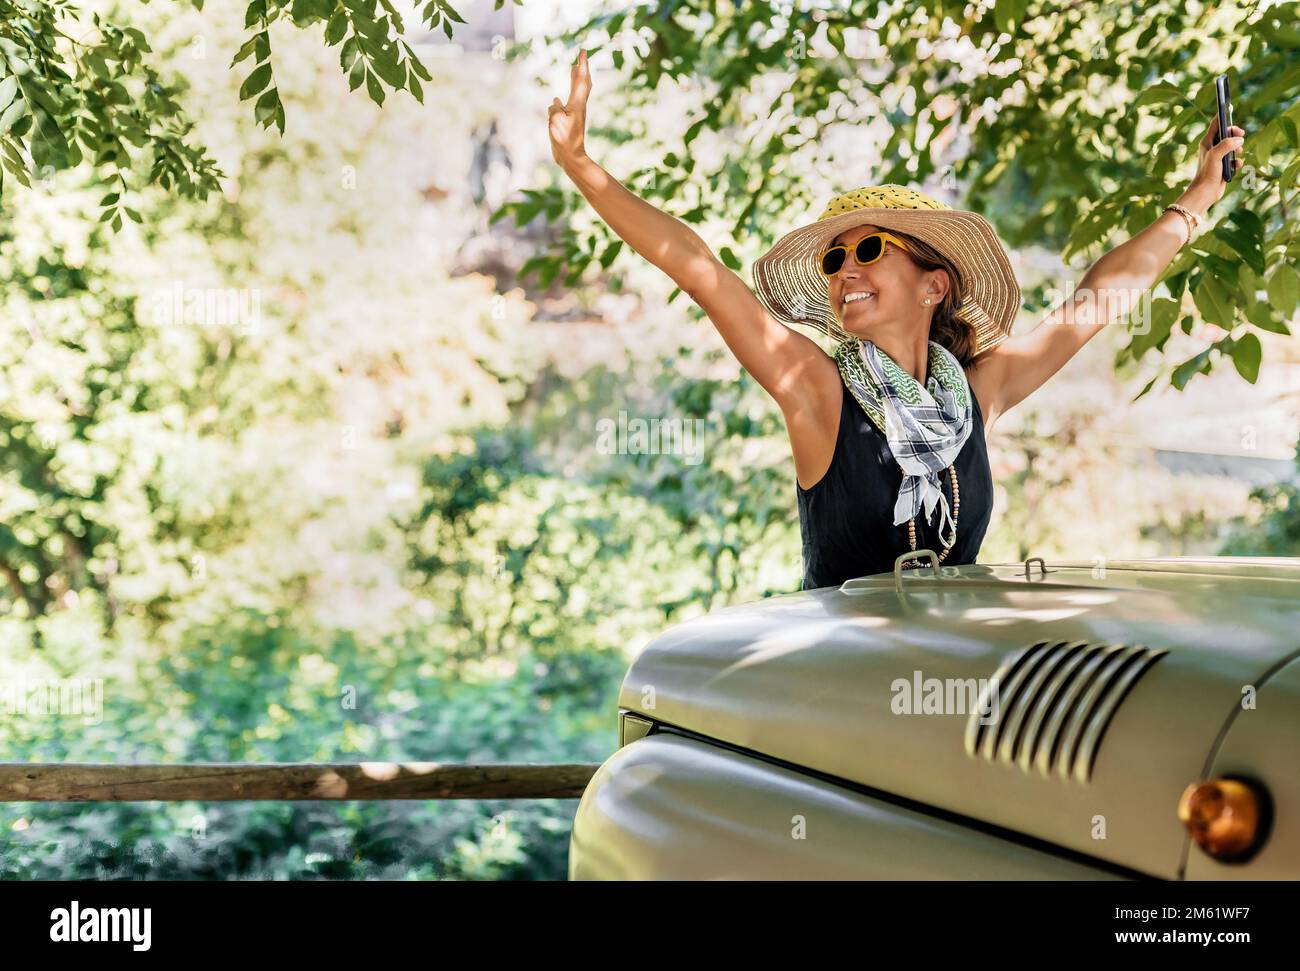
[0,0,521,221]
[500,0,1300,396]
[0,0,608,880]
[402,358,799,638]
[2,609,625,879]
[0,207,314,630]
[1220,447,1300,555]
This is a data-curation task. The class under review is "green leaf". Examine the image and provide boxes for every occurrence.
[1228,332,1262,383]
[366,45,407,88]
[1131,374,1159,402]
[324,13,348,45]
[1130,296,1179,359]
[1191,274,1235,327]
[1171,349,1213,390]
[1228,207,1265,241]
[0,76,17,109]
[231,35,260,66]
[598,240,623,268]
[719,246,742,271]
[513,194,545,225]
[240,63,273,101]
[17,79,59,116]
[1132,83,1193,110]
[1237,263,1262,303]
[290,0,332,24]
[1212,224,1264,276]
[1197,251,1239,286]
[1064,213,1112,260]
[1163,267,1190,303]
[1124,200,1160,237]
[1266,265,1300,317]
[340,36,360,71]
[1282,118,1300,149]
[1261,15,1300,48]
[30,112,70,170]
[365,71,386,106]
[351,10,388,43]
[255,87,279,127]
[407,52,432,82]
[348,57,366,91]
[0,97,27,134]
[1245,302,1291,335]
[245,0,267,29]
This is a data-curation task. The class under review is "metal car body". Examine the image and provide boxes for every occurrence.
[569,556,1300,879]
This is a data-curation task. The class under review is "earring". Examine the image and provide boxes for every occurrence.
[923,298,932,305]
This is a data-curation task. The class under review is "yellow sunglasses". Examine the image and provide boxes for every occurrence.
[818,231,912,277]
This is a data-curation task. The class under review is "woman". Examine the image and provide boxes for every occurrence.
[548,50,1246,590]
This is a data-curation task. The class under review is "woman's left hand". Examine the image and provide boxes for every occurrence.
[1187,113,1245,209]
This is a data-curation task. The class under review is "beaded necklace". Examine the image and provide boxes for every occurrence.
[903,463,960,567]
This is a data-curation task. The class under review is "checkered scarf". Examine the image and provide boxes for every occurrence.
[834,339,973,547]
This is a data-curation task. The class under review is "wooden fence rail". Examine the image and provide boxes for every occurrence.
[0,763,600,802]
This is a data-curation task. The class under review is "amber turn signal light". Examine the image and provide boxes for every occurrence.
[1178,778,1263,862]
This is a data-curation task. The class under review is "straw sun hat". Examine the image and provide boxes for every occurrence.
[752,184,1021,355]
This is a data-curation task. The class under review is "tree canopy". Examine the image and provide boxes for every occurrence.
[0,0,506,222]
[5,2,1297,393]
[501,0,1300,397]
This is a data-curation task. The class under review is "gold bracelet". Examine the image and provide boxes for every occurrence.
[1163,203,1199,244]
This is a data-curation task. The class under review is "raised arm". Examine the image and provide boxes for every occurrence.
[968,114,1246,433]
[547,51,837,414]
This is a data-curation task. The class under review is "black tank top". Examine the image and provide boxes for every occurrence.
[796,376,993,590]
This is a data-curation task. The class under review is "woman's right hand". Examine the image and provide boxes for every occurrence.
[548,49,591,168]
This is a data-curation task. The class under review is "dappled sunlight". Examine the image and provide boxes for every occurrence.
[310,771,349,799]
[1057,591,1123,606]
[2,0,1295,887]
[358,762,445,780]
[960,606,1093,625]
[720,616,891,674]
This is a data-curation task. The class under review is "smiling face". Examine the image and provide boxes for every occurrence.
[825,224,949,338]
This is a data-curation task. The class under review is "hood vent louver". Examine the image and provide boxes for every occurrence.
[964,640,1168,784]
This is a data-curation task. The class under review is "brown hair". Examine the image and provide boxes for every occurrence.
[892,230,977,367]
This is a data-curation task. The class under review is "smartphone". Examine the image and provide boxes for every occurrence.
[1215,74,1234,182]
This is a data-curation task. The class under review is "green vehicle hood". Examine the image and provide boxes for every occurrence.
[618,557,1300,878]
